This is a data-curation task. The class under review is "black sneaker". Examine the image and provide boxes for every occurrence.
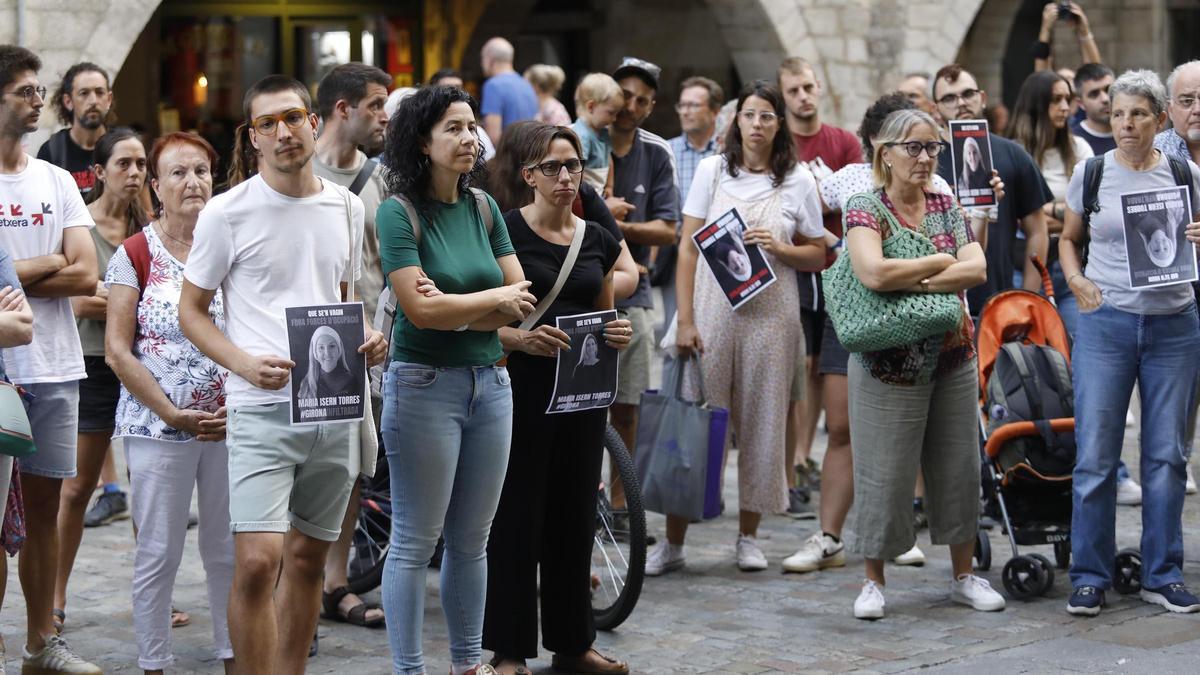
[912,498,928,531]
[786,487,817,520]
[795,459,822,492]
[83,491,130,528]
[1067,585,1105,616]
[1140,583,1200,613]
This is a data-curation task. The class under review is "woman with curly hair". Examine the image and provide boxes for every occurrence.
[376,84,535,675]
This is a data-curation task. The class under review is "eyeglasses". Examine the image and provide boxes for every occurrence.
[249,108,310,135]
[1175,95,1200,110]
[675,102,703,113]
[738,110,778,124]
[527,159,584,177]
[886,141,944,158]
[936,88,981,106]
[5,85,46,102]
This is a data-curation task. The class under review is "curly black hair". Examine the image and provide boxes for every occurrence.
[381,85,486,213]
[722,80,795,188]
[858,93,916,159]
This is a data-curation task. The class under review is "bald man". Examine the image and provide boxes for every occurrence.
[479,36,538,142]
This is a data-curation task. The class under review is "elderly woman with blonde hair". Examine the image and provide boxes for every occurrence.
[840,108,1003,620]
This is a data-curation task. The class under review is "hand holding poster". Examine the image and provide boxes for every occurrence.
[691,207,777,310]
[286,302,367,425]
[547,310,619,414]
[949,120,997,207]
[1120,185,1198,289]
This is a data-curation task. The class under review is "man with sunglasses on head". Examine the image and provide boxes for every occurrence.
[0,44,102,674]
[179,74,388,673]
[932,64,1052,314]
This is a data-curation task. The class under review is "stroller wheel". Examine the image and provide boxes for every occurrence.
[1002,555,1045,600]
[1028,553,1055,594]
[1113,548,1142,595]
[1053,541,1071,570]
[974,530,991,572]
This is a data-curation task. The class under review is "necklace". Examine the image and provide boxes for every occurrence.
[156,222,193,248]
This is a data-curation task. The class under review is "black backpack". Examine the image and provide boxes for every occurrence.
[985,342,1075,480]
[1080,153,1192,268]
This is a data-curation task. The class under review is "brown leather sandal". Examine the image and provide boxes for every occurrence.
[551,648,630,674]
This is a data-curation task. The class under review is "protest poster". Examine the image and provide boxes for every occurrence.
[286,302,367,425]
[949,119,997,207]
[1119,185,1197,289]
[691,207,776,310]
[547,310,619,415]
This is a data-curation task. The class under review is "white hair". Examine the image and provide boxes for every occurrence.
[1166,60,1200,97]
[384,87,418,120]
[1110,69,1168,116]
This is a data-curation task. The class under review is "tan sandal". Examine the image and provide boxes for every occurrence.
[551,648,629,674]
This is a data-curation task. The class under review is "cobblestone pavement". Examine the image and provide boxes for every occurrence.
[3,419,1199,674]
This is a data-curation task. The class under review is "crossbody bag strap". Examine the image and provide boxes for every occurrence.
[348,158,378,196]
[343,188,358,302]
[516,216,586,332]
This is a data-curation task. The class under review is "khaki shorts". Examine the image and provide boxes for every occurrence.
[226,402,359,541]
[615,307,653,405]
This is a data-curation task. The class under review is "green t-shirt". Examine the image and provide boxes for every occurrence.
[377,192,515,367]
[77,227,117,357]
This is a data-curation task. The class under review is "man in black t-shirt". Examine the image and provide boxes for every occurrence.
[933,64,1052,312]
[37,62,112,196]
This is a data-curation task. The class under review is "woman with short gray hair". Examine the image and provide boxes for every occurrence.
[841,108,1002,620]
[1059,68,1200,617]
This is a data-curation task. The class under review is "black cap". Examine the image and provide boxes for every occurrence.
[612,56,661,91]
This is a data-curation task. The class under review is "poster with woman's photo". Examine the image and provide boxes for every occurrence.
[691,207,776,310]
[547,310,619,415]
[949,120,996,207]
[1120,186,1198,289]
[286,302,367,425]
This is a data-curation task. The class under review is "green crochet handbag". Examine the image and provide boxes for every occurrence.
[822,194,964,353]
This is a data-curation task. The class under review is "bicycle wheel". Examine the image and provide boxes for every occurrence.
[592,425,646,630]
[347,453,391,595]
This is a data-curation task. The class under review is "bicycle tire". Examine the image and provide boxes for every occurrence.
[346,453,391,595]
[592,425,646,630]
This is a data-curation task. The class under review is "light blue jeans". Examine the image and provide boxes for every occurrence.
[1069,303,1199,590]
[381,361,513,674]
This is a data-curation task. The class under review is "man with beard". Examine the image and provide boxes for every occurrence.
[311,62,389,632]
[180,74,387,673]
[0,44,102,674]
[777,57,861,520]
[606,57,679,513]
[933,64,1052,310]
[1070,63,1116,155]
[37,62,111,196]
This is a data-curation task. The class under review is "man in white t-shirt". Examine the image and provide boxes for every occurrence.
[179,75,387,673]
[0,45,102,673]
[311,61,389,630]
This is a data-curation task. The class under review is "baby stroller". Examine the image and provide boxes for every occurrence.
[973,258,1142,599]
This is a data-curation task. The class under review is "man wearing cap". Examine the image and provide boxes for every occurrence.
[606,57,680,502]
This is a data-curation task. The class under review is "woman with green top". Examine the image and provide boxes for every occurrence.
[376,85,534,675]
[56,127,147,631]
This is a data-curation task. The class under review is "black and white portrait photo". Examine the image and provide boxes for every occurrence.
[286,302,367,424]
[548,310,619,414]
[949,120,996,207]
[1120,186,1198,289]
[691,207,777,310]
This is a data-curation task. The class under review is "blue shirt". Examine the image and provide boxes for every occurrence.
[571,118,612,170]
[480,72,539,129]
[668,134,718,207]
[1155,129,1193,164]
[1071,118,1116,155]
[0,247,21,380]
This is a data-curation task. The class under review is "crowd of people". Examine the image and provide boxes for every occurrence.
[0,1,1199,671]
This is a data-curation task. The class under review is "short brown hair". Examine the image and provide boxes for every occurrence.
[679,76,724,112]
[777,57,815,83]
[932,64,973,100]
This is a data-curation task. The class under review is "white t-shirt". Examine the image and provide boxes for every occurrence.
[184,175,364,407]
[1040,135,1094,200]
[682,156,824,240]
[819,162,955,212]
[0,156,93,384]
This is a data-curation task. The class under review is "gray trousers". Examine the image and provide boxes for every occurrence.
[848,358,980,560]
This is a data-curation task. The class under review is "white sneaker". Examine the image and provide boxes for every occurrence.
[1116,477,1143,506]
[1187,464,1197,496]
[892,544,926,566]
[736,534,768,571]
[22,635,102,674]
[644,540,685,576]
[782,533,845,573]
[1125,409,1136,427]
[950,574,1006,611]
[854,579,885,619]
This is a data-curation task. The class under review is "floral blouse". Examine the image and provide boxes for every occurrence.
[105,226,227,441]
[843,189,976,386]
